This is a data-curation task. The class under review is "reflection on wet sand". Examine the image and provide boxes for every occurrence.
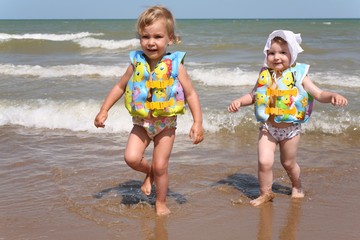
[279,201,302,240]
[214,172,301,240]
[258,204,273,240]
[141,217,169,240]
[257,201,302,240]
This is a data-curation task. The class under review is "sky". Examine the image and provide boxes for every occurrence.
[0,0,359,19]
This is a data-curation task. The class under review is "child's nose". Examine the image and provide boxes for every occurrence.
[148,38,156,45]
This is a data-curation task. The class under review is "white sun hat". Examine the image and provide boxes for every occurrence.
[263,30,304,67]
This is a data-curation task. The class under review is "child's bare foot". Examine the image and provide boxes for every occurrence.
[250,192,275,207]
[156,202,171,216]
[141,173,153,196]
[291,187,305,198]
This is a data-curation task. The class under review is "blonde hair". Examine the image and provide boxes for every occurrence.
[136,5,181,44]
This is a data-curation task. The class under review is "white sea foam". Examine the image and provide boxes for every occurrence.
[0,32,140,50]
[0,99,209,134]
[1,62,359,88]
[0,99,355,135]
[0,63,125,78]
[190,67,360,88]
[0,98,246,134]
[187,67,258,86]
[0,99,129,133]
[311,72,360,88]
[0,32,103,42]
[74,38,139,50]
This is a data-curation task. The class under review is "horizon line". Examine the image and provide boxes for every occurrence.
[0,17,359,21]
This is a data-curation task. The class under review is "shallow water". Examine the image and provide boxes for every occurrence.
[1,125,359,239]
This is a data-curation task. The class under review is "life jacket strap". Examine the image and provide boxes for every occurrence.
[266,88,298,97]
[144,98,175,110]
[146,78,174,89]
[265,107,297,115]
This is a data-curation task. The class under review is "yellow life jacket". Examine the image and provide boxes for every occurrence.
[125,51,186,118]
[254,63,314,123]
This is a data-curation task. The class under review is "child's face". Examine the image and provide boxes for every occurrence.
[266,40,291,72]
[139,19,173,66]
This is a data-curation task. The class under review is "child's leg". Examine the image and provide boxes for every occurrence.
[152,128,176,216]
[124,125,152,195]
[279,135,304,198]
[251,131,277,206]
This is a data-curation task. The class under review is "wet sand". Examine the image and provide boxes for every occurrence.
[0,126,359,239]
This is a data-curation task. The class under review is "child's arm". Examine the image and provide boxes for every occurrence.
[94,65,134,128]
[228,83,257,112]
[302,76,348,106]
[177,64,204,144]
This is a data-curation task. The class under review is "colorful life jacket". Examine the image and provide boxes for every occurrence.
[125,50,186,118]
[254,63,314,123]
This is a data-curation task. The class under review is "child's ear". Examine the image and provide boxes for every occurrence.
[168,36,174,45]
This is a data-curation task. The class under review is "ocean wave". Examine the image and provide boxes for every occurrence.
[1,63,250,85]
[0,99,357,135]
[189,66,360,88]
[1,63,359,89]
[74,37,139,50]
[0,63,125,78]
[311,72,360,88]
[0,32,103,42]
[189,67,257,86]
[0,32,139,50]
[0,62,258,86]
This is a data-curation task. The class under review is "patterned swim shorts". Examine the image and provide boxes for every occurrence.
[132,116,177,140]
[260,122,301,142]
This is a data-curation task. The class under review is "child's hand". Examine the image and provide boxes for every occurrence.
[228,100,241,112]
[94,110,108,128]
[331,93,348,106]
[189,122,204,144]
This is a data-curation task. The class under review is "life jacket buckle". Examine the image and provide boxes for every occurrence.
[145,98,175,110]
[266,88,298,97]
[265,107,297,115]
[146,78,174,89]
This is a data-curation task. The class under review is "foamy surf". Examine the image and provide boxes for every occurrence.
[0,62,358,88]
[0,99,356,135]
[0,32,140,50]
[0,32,103,41]
[0,63,125,78]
